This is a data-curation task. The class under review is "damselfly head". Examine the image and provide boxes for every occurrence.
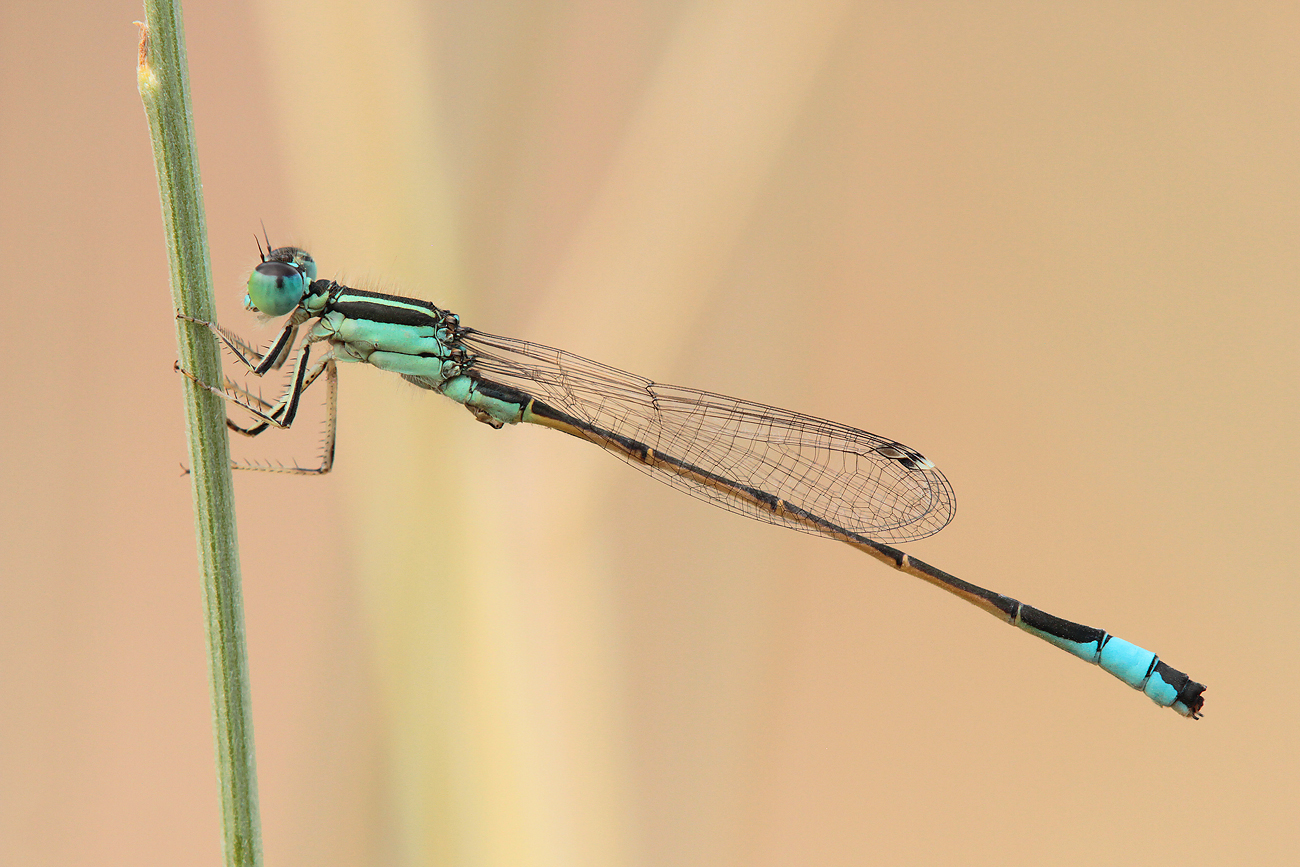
[245,246,317,316]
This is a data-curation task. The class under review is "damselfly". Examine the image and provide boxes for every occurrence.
[179,244,1206,718]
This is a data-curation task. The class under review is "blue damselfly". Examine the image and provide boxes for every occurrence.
[179,244,1206,718]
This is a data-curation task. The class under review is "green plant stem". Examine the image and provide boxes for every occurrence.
[137,4,262,866]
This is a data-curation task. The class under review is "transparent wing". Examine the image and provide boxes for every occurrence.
[459,329,955,544]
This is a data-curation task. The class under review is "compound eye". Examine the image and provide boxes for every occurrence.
[245,259,307,316]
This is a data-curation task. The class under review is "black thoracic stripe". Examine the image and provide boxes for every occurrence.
[327,285,445,329]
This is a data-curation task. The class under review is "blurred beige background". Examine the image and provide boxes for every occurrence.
[2,1,1297,865]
